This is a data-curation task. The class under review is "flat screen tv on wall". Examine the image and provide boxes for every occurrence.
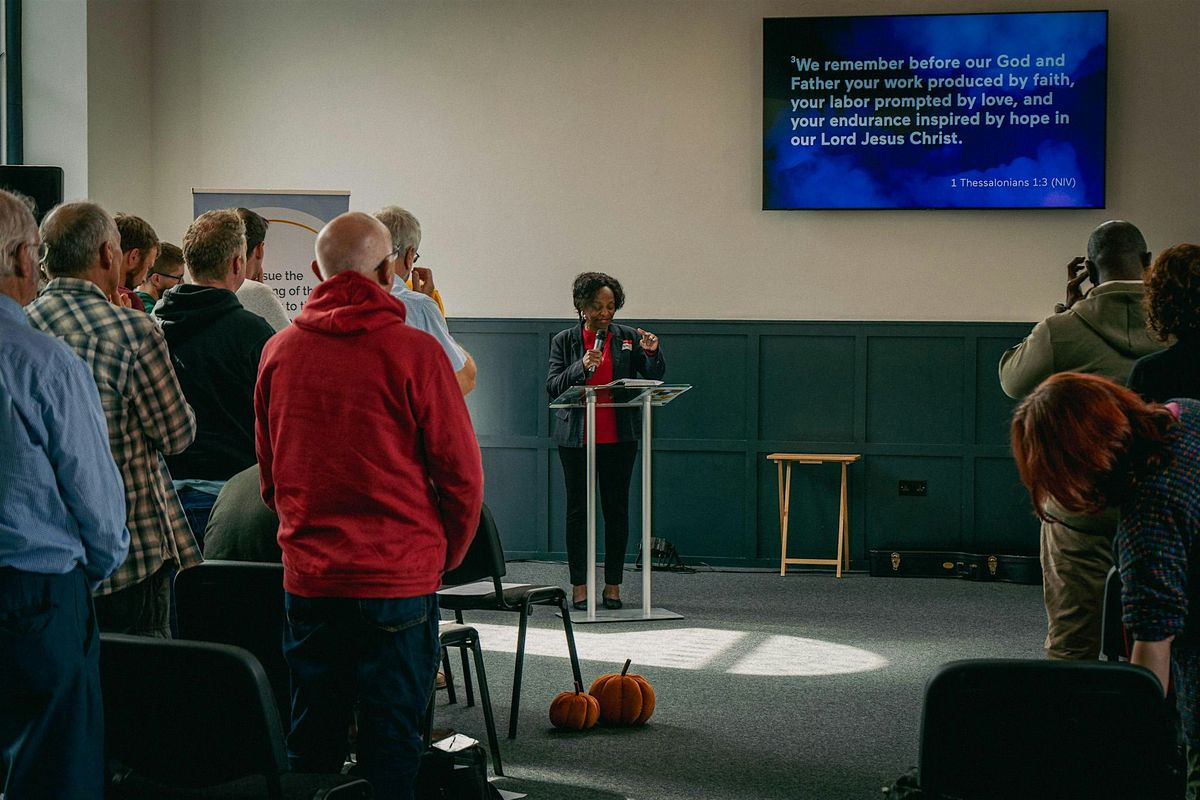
[763,10,1108,210]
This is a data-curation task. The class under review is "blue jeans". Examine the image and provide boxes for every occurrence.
[176,486,219,553]
[0,568,103,799]
[283,592,440,800]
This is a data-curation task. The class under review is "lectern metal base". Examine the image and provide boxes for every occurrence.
[560,607,684,624]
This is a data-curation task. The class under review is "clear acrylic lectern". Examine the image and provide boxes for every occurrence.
[549,382,692,623]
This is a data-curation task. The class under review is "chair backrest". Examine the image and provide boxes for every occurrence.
[1101,566,1128,661]
[919,659,1177,799]
[175,560,290,725]
[100,633,288,791]
[441,503,507,588]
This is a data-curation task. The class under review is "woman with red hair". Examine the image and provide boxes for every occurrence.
[1011,372,1200,789]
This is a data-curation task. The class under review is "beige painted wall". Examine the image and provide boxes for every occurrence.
[82,0,1199,321]
[24,0,88,202]
[87,0,154,220]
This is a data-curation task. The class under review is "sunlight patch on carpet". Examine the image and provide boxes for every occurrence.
[462,623,887,675]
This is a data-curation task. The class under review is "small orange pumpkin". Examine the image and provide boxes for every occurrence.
[588,658,655,726]
[549,679,600,730]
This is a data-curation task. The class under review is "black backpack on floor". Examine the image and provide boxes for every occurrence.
[414,742,501,800]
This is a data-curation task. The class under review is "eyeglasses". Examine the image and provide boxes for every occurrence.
[413,251,420,263]
[10,239,47,263]
[151,270,185,283]
[374,244,406,274]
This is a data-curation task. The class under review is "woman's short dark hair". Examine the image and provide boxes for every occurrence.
[572,272,625,315]
[1144,243,1200,341]
[1010,372,1176,517]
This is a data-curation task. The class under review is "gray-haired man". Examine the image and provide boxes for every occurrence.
[375,206,477,395]
[0,190,129,797]
[28,202,199,638]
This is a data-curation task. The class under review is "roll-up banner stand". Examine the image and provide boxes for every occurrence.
[192,189,350,320]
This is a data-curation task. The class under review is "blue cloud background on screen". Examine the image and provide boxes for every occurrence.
[763,12,1107,209]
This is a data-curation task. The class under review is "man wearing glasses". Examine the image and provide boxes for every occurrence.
[0,189,129,798]
[135,242,185,313]
[374,206,477,395]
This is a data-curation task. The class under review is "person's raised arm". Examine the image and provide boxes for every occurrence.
[633,327,666,380]
[998,319,1055,399]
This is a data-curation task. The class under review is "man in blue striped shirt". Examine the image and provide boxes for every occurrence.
[0,190,130,797]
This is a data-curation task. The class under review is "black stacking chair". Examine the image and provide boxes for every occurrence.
[427,623,504,776]
[100,634,371,800]
[438,503,583,739]
[175,561,290,726]
[919,659,1178,799]
[1100,566,1129,661]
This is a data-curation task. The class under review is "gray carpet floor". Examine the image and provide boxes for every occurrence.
[432,562,1046,800]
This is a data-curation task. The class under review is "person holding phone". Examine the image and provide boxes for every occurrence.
[547,272,665,610]
[998,220,1165,661]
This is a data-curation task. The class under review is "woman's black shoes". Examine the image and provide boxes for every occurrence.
[571,596,623,610]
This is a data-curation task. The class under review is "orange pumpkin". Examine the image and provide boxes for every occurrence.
[549,680,600,730]
[588,659,655,726]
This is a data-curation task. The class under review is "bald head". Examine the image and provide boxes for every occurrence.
[1087,220,1150,281]
[315,212,393,280]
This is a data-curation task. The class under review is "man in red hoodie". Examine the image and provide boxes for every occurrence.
[255,211,483,799]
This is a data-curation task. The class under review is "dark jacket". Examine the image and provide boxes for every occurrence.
[547,321,666,447]
[154,284,274,480]
[203,464,281,563]
[1127,334,1200,403]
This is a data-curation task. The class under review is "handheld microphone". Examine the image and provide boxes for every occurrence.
[586,328,606,376]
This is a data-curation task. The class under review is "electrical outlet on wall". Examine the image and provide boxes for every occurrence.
[898,480,928,497]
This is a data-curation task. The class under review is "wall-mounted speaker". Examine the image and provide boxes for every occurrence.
[0,165,64,223]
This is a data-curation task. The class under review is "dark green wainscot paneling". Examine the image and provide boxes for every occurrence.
[450,318,1041,568]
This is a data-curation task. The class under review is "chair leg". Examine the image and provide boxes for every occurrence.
[508,606,531,739]
[441,645,458,706]
[469,635,504,777]
[454,610,473,706]
[459,643,475,708]
[560,598,584,688]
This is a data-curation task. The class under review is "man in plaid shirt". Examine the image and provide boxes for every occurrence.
[28,202,200,637]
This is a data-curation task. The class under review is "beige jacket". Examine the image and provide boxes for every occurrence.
[998,281,1164,400]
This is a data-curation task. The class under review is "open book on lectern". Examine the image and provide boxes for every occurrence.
[599,378,663,388]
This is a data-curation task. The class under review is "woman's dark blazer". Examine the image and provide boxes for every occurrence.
[546,321,667,447]
[1127,333,1200,403]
